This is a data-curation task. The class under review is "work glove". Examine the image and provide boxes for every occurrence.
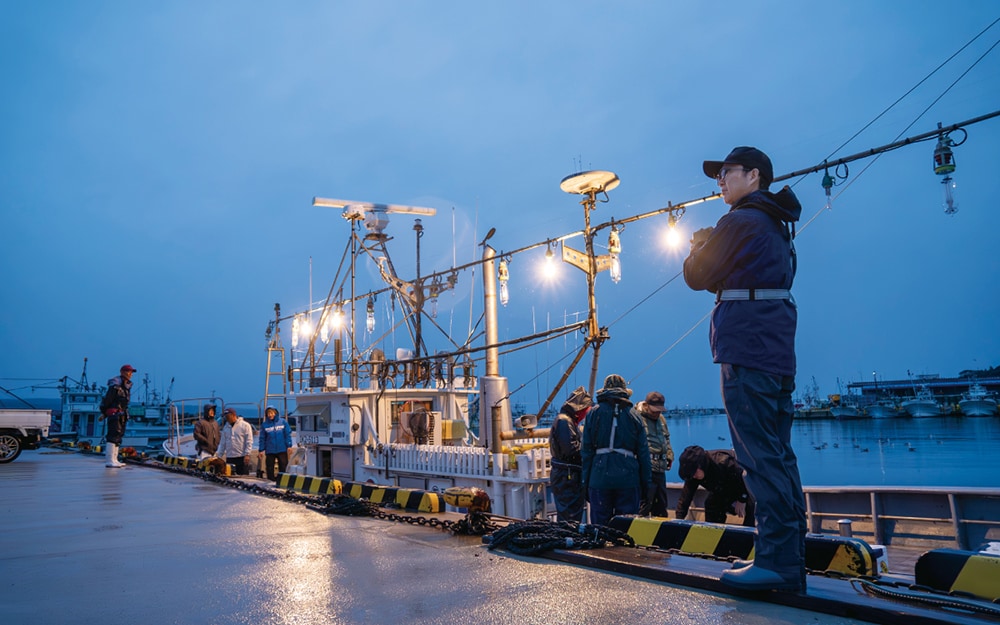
[733,501,746,518]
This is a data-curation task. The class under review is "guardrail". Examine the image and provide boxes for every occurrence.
[666,484,1000,551]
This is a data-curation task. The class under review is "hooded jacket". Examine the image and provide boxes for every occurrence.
[683,188,801,376]
[259,414,293,454]
[581,388,651,491]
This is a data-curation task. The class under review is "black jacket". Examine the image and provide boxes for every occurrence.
[675,449,748,519]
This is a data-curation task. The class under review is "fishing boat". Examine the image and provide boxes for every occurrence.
[959,381,999,416]
[261,174,645,518]
[901,385,944,417]
[829,392,863,420]
[864,397,902,419]
[794,377,833,419]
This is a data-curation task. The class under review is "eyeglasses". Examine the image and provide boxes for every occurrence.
[716,166,749,181]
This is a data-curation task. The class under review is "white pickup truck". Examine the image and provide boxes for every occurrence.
[0,409,51,463]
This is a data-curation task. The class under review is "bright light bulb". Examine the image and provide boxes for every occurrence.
[366,298,375,333]
[320,317,330,343]
[291,316,301,348]
[331,308,345,329]
[428,297,438,318]
[942,175,958,215]
[665,226,681,248]
[498,259,510,306]
[610,254,621,283]
[824,188,833,211]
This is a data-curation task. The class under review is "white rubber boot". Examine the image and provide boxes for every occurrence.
[105,443,124,468]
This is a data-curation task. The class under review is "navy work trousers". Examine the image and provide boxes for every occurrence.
[588,486,640,528]
[721,363,806,580]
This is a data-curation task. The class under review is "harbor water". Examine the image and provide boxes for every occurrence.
[668,413,1000,488]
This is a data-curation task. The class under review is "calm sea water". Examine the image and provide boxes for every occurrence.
[666,413,1000,488]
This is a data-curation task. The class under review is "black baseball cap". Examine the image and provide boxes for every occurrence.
[703,146,773,187]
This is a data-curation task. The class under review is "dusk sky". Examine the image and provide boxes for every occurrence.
[2,3,998,412]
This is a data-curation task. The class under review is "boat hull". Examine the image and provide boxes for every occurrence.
[959,398,998,417]
[865,404,901,419]
[901,401,942,417]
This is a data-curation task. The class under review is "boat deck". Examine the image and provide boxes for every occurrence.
[2,449,995,625]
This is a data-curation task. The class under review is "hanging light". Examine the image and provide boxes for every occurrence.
[542,243,557,279]
[933,128,958,215]
[822,166,835,210]
[291,315,301,348]
[319,311,331,343]
[498,259,510,306]
[665,213,681,248]
[608,225,622,284]
[366,296,376,333]
[331,306,345,329]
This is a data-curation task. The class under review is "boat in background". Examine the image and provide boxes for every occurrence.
[901,385,944,417]
[864,397,902,418]
[794,377,833,419]
[959,381,998,417]
[829,392,863,420]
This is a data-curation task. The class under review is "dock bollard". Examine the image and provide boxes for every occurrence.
[837,519,853,537]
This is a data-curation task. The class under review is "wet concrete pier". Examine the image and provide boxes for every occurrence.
[0,450,940,624]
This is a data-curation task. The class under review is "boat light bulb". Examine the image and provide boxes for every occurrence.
[822,170,834,210]
[665,214,681,248]
[498,259,510,307]
[366,297,376,333]
[608,226,622,284]
[933,129,958,215]
[291,316,301,348]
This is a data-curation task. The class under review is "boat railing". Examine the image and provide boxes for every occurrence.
[362,439,551,481]
[667,484,1000,551]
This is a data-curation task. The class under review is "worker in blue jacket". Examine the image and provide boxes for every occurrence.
[258,406,293,480]
[684,146,807,592]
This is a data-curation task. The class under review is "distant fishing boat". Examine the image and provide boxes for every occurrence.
[901,385,944,417]
[959,381,998,417]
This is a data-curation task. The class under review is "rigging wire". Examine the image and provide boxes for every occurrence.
[799,35,1000,235]
[819,16,1000,164]
[620,22,1000,384]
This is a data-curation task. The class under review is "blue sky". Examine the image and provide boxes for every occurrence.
[2,2,998,410]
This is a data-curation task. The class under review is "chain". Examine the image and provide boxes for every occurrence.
[134,458,500,535]
[486,518,636,556]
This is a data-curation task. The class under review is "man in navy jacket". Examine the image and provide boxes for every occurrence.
[683,146,806,592]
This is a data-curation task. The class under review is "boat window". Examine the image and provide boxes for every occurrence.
[295,405,330,432]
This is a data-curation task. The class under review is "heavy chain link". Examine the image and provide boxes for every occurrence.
[136,458,500,535]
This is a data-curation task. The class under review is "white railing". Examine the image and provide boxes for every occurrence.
[363,441,551,480]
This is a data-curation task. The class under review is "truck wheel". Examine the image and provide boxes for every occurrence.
[0,433,23,463]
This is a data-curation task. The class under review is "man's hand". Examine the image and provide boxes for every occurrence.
[733,501,746,518]
[690,227,713,250]
[665,460,673,471]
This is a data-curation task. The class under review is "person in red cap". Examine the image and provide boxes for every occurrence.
[99,364,136,468]
[684,146,806,592]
